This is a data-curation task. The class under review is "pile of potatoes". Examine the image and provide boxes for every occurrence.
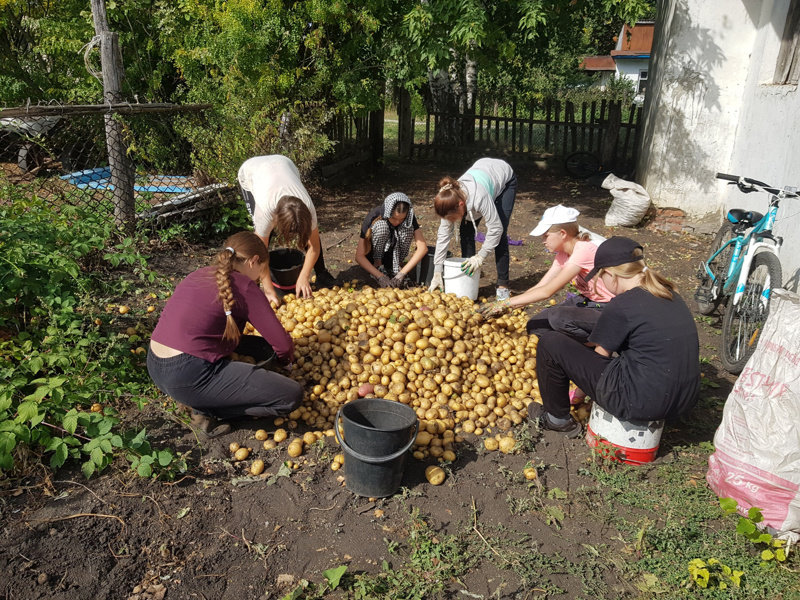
[245,285,543,457]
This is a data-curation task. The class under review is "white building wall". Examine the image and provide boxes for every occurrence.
[615,58,650,86]
[639,0,800,289]
[723,0,800,289]
[638,0,761,214]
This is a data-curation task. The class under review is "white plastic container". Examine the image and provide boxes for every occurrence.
[443,257,480,300]
[585,403,664,465]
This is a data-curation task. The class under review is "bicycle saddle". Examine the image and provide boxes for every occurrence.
[727,209,764,226]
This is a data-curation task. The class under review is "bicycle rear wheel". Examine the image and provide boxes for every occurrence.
[564,152,602,179]
[695,222,735,315]
[720,252,782,374]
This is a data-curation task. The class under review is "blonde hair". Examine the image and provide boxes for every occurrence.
[215,231,268,343]
[596,249,676,300]
[434,176,467,218]
[547,222,590,241]
[274,196,313,250]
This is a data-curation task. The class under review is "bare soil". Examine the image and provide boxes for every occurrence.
[0,158,735,600]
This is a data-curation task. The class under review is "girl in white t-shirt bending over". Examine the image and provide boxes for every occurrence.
[478,204,613,343]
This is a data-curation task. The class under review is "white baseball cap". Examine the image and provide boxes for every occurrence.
[530,205,580,236]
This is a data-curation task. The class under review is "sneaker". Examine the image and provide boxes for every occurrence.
[315,270,337,289]
[496,287,510,301]
[527,401,583,439]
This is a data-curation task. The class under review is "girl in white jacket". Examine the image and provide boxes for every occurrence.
[428,158,517,300]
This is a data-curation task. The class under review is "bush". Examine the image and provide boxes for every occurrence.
[0,189,184,479]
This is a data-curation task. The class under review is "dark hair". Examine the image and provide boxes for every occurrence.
[392,202,410,217]
[215,231,268,343]
[434,176,466,218]
[274,196,313,250]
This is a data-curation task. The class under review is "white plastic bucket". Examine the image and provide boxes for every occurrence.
[585,403,664,465]
[443,257,480,300]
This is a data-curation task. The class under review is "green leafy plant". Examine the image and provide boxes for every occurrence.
[721,498,788,568]
[687,558,744,589]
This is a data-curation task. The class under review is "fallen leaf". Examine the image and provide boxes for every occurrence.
[176,507,191,519]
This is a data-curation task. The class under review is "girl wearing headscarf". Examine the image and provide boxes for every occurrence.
[355,192,428,288]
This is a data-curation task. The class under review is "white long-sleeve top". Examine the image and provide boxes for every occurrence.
[433,158,515,273]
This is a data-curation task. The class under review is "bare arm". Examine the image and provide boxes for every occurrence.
[508,263,581,309]
[295,228,321,298]
[399,230,428,275]
[355,237,385,279]
[257,233,279,306]
[594,345,611,357]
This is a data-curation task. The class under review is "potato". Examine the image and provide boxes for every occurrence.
[484,437,499,451]
[250,460,265,475]
[273,429,288,443]
[147,306,156,313]
[442,450,456,462]
[229,442,241,453]
[358,383,374,397]
[118,305,130,314]
[331,461,341,471]
[287,442,303,458]
[425,465,446,485]
[334,454,345,465]
[263,440,277,450]
[303,432,316,446]
[524,467,538,480]
[255,429,269,441]
[498,437,516,454]
[234,447,251,461]
[90,403,103,413]
[126,327,137,336]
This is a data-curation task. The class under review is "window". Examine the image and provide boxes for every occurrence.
[775,0,800,84]
[638,70,649,94]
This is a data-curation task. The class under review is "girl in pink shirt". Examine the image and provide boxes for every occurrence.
[478,205,613,343]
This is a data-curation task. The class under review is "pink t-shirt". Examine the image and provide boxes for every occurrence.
[555,240,614,302]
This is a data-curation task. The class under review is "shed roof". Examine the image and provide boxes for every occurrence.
[616,22,654,52]
[580,56,616,71]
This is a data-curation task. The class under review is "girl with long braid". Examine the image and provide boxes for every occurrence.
[355,192,428,287]
[147,231,302,438]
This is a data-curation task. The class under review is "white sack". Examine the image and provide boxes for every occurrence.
[602,173,651,227]
[706,289,800,542]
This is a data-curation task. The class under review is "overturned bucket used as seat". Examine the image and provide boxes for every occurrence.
[335,398,419,498]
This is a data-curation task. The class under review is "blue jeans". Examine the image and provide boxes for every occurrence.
[460,175,517,286]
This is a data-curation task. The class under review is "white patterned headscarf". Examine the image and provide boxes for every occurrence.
[383,192,414,230]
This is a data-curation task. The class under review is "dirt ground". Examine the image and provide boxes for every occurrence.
[0,158,736,600]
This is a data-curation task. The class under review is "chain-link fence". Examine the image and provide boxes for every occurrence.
[0,103,238,229]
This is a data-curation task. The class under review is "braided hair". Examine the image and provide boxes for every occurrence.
[215,231,268,343]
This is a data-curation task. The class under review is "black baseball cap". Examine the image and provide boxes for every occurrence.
[585,236,644,281]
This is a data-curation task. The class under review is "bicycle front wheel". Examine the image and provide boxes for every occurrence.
[695,222,735,315]
[720,252,782,374]
[564,152,602,179]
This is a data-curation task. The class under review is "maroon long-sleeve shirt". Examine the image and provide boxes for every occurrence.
[151,266,294,364]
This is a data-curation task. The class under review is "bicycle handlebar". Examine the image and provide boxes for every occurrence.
[715,172,797,197]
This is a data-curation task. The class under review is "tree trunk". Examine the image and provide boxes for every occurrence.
[600,101,622,167]
[427,69,459,146]
[464,49,477,145]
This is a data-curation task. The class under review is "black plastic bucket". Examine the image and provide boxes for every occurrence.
[235,335,276,371]
[335,398,419,498]
[414,245,451,286]
[269,248,305,292]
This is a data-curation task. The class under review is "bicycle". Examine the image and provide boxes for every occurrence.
[695,173,798,374]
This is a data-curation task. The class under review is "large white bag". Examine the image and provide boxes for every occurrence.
[706,289,800,541]
[602,173,651,227]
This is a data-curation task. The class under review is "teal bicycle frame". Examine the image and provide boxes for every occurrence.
[702,202,781,308]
